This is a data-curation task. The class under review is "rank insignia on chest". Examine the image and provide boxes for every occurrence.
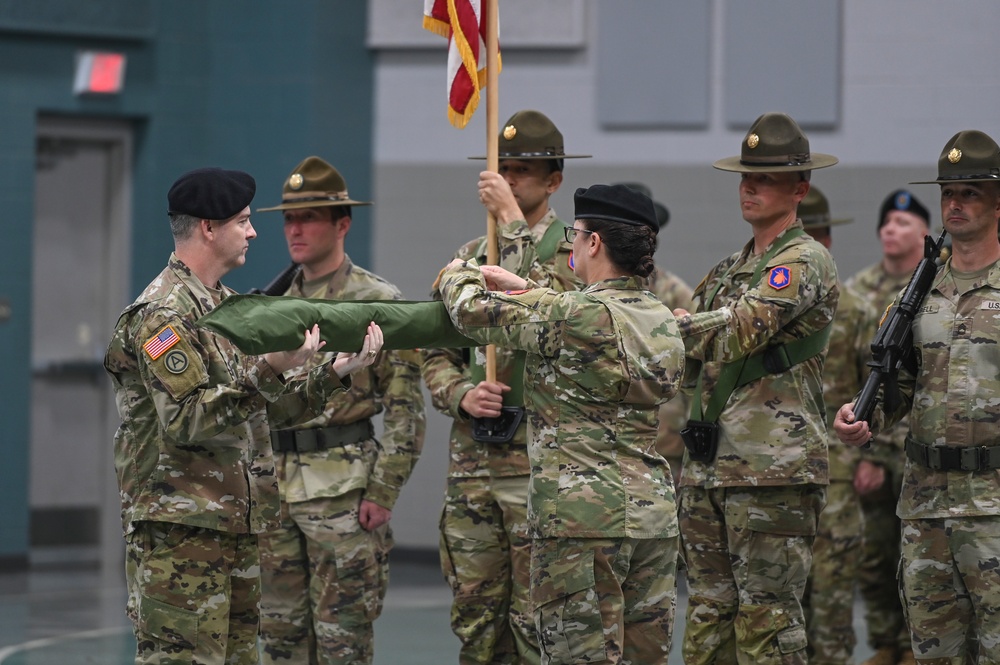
[767,266,792,290]
[143,325,181,360]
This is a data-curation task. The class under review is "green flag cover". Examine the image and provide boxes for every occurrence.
[196,294,476,354]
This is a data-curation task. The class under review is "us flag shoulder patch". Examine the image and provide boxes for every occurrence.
[144,325,181,360]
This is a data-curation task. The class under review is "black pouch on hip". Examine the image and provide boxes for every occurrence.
[680,420,720,463]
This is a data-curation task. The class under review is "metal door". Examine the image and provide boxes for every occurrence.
[31,117,132,574]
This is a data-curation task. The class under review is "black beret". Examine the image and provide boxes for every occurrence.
[878,189,930,232]
[168,167,256,220]
[574,184,658,234]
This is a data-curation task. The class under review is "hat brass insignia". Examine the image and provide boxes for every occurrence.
[289,173,304,190]
[503,125,517,140]
[947,148,962,164]
[747,133,760,149]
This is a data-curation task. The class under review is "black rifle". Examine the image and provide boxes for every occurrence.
[248,262,300,296]
[853,230,947,427]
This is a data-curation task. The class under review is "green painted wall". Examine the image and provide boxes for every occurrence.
[0,0,374,561]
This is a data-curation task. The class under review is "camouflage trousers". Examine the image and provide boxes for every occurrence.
[439,475,537,665]
[530,536,677,665]
[900,516,1000,663]
[859,467,908,650]
[124,521,261,665]
[258,489,391,665]
[678,484,825,665]
[803,479,863,664]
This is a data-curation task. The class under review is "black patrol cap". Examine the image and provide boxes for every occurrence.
[878,189,930,231]
[574,184,658,234]
[168,167,256,221]
[910,130,1000,184]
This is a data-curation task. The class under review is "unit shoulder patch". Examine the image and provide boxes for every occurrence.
[766,265,793,291]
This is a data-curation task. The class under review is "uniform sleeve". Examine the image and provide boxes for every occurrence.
[679,245,838,363]
[135,308,346,444]
[365,347,426,509]
[421,347,475,418]
[439,261,568,357]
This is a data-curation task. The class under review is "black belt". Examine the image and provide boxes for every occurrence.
[905,437,1000,472]
[271,420,374,453]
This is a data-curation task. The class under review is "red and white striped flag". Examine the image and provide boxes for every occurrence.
[423,0,500,129]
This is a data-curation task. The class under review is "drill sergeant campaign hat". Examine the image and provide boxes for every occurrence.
[469,109,591,165]
[713,112,838,173]
[257,156,371,212]
[613,182,670,230]
[797,185,852,230]
[910,130,1000,184]
[168,167,256,220]
[574,183,659,235]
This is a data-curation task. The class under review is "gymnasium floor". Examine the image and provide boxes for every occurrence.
[0,552,878,664]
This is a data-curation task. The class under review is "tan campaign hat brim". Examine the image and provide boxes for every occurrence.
[257,198,372,212]
[712,152,839,173]
[909,175,1000,185]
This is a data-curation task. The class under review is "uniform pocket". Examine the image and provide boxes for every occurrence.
[334,529,384,625]
[531,545,605,664]
[137,593,199,649]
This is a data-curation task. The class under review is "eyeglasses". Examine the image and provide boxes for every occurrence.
[563,227,595,243]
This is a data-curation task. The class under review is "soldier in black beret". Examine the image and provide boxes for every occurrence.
[437,181,684,665]
[424,109,589,664]
[105,167,383,664]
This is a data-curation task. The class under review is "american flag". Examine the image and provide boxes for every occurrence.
[143,325,180,360]
[423,0,499,129]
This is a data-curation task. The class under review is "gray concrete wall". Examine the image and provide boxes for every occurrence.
[368,0,1000,549]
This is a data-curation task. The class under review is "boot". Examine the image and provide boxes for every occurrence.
[896,649,916,665]
[860,647,898,665]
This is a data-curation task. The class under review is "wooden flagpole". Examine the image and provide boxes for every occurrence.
[484,0,499,383]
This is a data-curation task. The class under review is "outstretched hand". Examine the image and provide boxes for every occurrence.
[333,321,385,378]
[264,323,325,375]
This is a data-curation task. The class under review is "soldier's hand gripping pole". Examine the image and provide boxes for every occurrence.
[853,230,947,427]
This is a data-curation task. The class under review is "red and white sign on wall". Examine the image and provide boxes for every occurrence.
[73,51,127,95]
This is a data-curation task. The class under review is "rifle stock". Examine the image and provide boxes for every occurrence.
[852,230,947,426]
[248,262,300,296]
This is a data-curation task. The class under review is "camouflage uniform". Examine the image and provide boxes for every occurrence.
[645,266,694,482]
[846,262,912,655]
[105,255,347,665]
[804,283,878,664]
[868,258,1000,662]
[677,222,839,665]
[422,209,579,664]
[439,261,685,665]
[260,256,425,665]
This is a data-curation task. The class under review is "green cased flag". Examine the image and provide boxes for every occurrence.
[197,294,476,354]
